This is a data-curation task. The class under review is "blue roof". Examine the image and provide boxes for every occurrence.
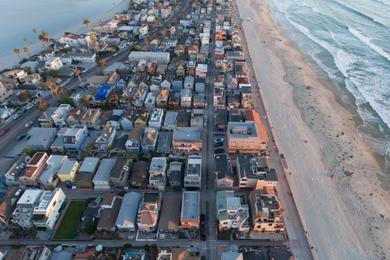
[96,84,110,101]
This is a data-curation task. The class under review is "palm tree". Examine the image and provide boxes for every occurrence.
[81,96,90,107]
[23,47,30,56]
[83,19,91,28]
[38,31,50,46]
[89,33,98,49]
[37,100,48,111]
[96,59,107,68]
[23,37,29,46]
[46,80,59,97]
[13,48,21,60]
[73,67,81,81]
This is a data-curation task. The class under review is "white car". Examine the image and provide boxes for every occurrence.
[25,103,34,110]
[24,121,33,128]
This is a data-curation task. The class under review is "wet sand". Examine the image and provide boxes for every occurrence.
[236,0,390,259]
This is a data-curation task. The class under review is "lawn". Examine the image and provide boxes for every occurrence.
[53,200,87,240]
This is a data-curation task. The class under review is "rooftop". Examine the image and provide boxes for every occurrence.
[17,189,43,205]
[79,157,100,173]
[93,158,117,182]
[173,127,202,141]
[181,191,200,221]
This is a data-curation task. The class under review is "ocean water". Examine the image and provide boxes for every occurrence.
[0,0,119,69]
[267,0,390,156]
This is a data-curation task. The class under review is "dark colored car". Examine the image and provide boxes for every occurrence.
[214,148,225,154]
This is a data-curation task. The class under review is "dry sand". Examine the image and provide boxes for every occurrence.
[236,0,390,259]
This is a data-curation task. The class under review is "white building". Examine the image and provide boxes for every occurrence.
[128,51,170,64]
[45,57,63,70]
[59,125,88,150]
[58,33,86,47]
[139,25,149,38]
[51,104,72,127]
[216,190,250,231]
[196,64,208,78]
[32,188,66,230]
[144,92,156,108]
[184,155,202,188]
[95,124,116,151]
[12,189,44,229]
[39,155,67,189]
[148,108,164,129]
[61,52,96,64]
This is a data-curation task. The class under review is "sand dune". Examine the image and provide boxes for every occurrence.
[236,0,390,259]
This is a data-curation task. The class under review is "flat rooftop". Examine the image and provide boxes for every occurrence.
[181,191,200,221]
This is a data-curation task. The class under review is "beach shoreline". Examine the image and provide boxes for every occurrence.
[236,0,390,259]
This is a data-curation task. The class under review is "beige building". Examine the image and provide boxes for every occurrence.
[249,187,284,233]
[227,110,268,153]
[172,127,202,155]
[80,108,101,128]
[19,152,48,187]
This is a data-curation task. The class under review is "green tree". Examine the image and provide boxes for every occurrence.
[58,95,75,107]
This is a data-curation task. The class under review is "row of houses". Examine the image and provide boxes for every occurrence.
[2,150,203,191]
[86,191,200,235]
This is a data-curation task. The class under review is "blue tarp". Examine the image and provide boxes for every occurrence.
[96,83,110,101]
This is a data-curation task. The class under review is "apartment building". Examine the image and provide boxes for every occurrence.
[137,193,161,232]
[216,190,250,232]
[32,188,66,230]
[115,192,142,232]
[142,127,158,153]
[180,191,200,229]
[236,154,277,188]
[59,125,88,151]
[12,189,44,229]
[184,155,202,188]
[227,110,268,153]
[149,157,167,191]
[148,108,164,129]
[95,124,116,151]
[19,152,48,187]
[249,187,284,233]
[39,155,67,189]
[126,126,144,153]
[51,104,72,127]
[110,158,132,188]
[80,108,101,129]
[172,127,202,155]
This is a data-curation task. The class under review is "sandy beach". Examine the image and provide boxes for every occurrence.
[236,0,390,259]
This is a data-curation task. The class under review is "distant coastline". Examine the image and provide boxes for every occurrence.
[0,0,129,70]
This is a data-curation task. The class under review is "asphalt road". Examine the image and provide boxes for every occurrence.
[0,238,288,248]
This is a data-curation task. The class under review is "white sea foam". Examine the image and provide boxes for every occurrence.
[348,27,390,62]
[285,17,390,128]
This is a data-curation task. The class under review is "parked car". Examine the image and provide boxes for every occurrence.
[24,121,33,128]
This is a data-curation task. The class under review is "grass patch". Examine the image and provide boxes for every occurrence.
[53,200,87,239]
